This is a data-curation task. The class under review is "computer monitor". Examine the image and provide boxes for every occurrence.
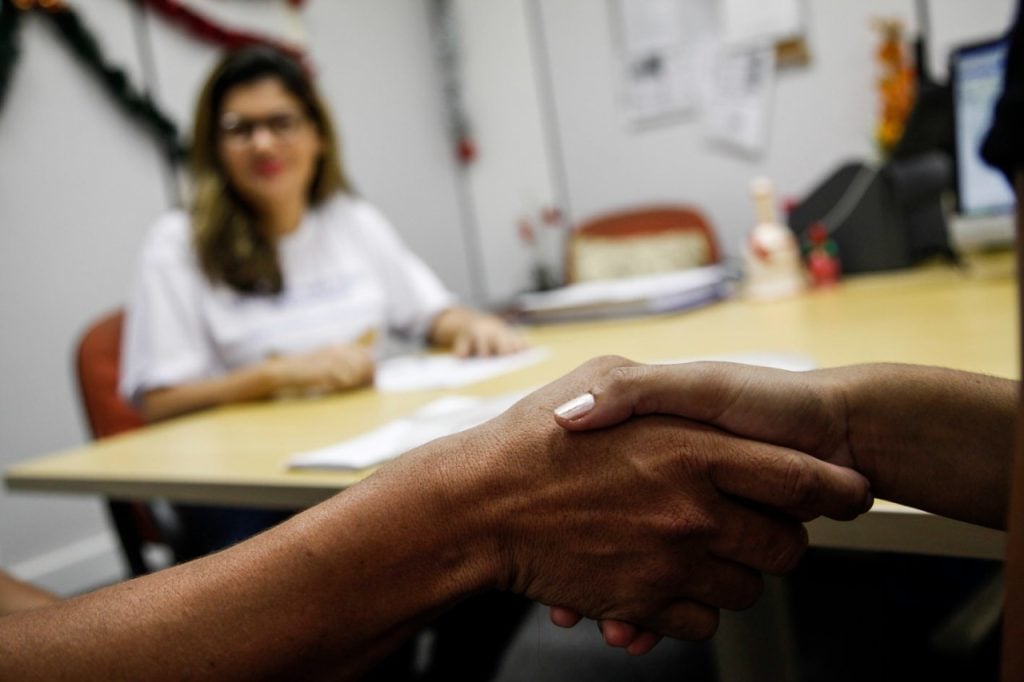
[949,37,1016,250]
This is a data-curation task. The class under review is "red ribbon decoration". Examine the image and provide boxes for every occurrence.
[139,0,306,65]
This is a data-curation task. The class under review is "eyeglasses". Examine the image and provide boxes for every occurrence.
[218,111,310,146]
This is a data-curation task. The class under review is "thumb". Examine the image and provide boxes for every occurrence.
[551,362,839,463]
[553,362,751,431]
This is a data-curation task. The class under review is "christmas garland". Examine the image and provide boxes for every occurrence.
[138,0,306,66]
[43,4,186,158]
[1,0,311,159]
[0,0,186,158]
[0,0,25,111]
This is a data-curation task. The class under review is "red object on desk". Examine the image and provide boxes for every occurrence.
[806,223,841,287]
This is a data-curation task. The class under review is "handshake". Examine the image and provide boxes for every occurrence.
[382,354,1013,656]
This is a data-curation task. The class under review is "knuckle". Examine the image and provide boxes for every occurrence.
[684,608,720,641]
[583,354,633,374]
[662,507,718,542]
[780,456,817,509]
[604,363,647,399]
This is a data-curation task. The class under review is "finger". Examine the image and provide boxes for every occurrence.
[486,329,506,357]
[708,437,872,520]
[642,600,720,641]
[552,362,720,429]
[361,357,376,382]
[597,620,664,654]
[599,619,638,648]
[453,332,471,358]
[549,606,583,628]
[709,500,808,575]
[476,330,497,357]
[668,556,765,610]
[331,360,358,389]
[502,329,527,356]
[626,630,663,656]
[353,351,375,383]
[494,330,517,357]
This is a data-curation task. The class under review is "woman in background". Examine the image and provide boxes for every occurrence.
[121,47,523,424]
[119,46,528,681]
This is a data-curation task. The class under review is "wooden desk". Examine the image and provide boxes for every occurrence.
[5,259,1016,560]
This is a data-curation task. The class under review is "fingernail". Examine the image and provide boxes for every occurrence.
[554,392,595,420]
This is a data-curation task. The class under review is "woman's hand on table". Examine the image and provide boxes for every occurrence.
[431,306,528,357]
[268,342,375,397]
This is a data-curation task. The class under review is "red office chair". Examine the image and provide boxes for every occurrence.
[566,205,721,283]
[75,309,198,576]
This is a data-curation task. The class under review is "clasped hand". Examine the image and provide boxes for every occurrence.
[448,356,870,655]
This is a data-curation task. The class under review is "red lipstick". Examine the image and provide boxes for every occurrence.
[253,159,285,177]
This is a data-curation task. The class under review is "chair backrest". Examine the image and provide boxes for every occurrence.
[567,206,720,283]
[74,310,187,575]
[75,309,144,438]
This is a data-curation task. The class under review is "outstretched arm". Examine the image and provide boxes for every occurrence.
[142,341,375,422]
[0,357,870,679]
[555,360,1016,528]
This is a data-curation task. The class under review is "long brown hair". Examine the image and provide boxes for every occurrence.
[190,47,351,294]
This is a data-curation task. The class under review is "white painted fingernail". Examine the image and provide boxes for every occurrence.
[554,392,595,420]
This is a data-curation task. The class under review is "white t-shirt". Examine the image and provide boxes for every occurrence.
[119,194,455,405]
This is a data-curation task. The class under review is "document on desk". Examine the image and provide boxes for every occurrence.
[374,348,549,393]
[512,265,731,323]
[288,392,530,471]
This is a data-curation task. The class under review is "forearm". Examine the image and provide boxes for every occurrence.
[829,363,1017,528]
[142,362,284,422]
[0,438,496,680]
[0,571,57,617]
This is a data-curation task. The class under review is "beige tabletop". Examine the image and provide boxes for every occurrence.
[6,256,1017,559]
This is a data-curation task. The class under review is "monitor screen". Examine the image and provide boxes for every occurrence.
[952,39,1015,218]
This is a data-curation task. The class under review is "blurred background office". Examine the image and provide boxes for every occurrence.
[0,0,1015,647]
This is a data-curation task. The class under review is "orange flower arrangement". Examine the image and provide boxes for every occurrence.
[873,18,916,157]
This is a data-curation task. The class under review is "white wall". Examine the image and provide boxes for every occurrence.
[0,0,165,591]
[455,0,562,302]
[537,0,1017,259]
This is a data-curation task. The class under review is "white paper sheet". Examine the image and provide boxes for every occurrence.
[288,391,530,470]
[621,0,684,52]
[374,348,549,393]
[720,0,803,48]
[702,44,776,155]
[616,0,697,124]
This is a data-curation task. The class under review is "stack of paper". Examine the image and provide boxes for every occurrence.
[512,265,731,323]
